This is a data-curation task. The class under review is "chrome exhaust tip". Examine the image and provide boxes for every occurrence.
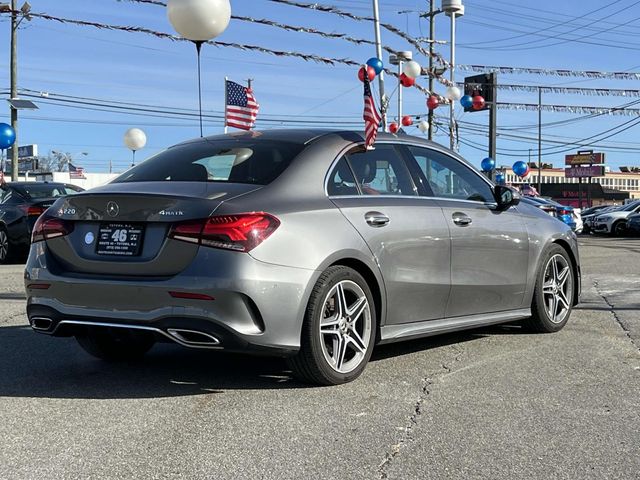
[31,317,53,331]
[166,328,220,346]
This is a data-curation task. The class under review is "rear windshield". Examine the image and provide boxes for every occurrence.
[112,140,305,185]
[18,184,81,199]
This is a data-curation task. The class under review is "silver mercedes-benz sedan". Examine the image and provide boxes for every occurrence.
[25,130,580,385]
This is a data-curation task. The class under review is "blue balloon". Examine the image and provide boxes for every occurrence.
[460,95,473,109]
[513,160,528,177]
[0,123,16,150]
[496,173,505,184]
[366,57,384,75]
[481,157,495,172]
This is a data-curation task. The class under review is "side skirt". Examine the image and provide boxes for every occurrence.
[379,308,531,344]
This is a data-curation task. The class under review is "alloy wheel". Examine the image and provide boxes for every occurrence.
[542,254,573,324]
[318,280,372,374]
[0,230,8,262]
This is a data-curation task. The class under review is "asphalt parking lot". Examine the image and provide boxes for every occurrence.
[0,236,638,479]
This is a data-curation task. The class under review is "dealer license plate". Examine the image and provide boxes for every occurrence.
[96,223,144,256]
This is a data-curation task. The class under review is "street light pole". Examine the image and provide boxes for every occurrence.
[442,0,464,151]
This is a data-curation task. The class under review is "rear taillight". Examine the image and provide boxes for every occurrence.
[22,205,46,217]
[31,215,74,243]
[168,213,280,253]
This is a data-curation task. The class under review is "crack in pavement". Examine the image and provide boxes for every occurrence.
[377,344,465,479]
[593,279,639,351]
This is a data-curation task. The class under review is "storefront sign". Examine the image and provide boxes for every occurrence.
[565,152,604,166]
[565,165,605,178]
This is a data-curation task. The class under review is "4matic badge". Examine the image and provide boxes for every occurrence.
[158,210,184,216]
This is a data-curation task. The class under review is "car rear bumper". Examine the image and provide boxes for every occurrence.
[25,245,320,355]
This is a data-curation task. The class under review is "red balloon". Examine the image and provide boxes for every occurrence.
[472,95,486,110]
[358,66,376,82]
[389,122,399,134]
[400,73,415,87]
[426,95,439,110]
[401,115,413,127]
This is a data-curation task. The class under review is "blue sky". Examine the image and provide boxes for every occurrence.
[2,0,640,173]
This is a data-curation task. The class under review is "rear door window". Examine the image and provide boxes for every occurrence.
[327,157,359,196]
[345,145,417,196]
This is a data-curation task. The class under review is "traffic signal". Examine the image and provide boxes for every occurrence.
[463,73,496,113]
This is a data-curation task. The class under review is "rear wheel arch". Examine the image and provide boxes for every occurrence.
[611,219,626,236]
[329,258,384,342]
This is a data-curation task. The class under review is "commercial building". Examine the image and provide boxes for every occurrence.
[503,166,640,207]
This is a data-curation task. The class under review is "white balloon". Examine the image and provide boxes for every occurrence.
[446,85,462,101]
[403,60,422,79]
[167,0,231,41]
[124,128,147,151]
[418,120,429,133]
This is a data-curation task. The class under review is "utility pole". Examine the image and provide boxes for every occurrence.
[428,0,435,140]
[488,71,497,163]
[371,0,387,131]
[538,87,543,196]
[10,0,18,181]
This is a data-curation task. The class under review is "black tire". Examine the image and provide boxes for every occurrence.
[611,220,626,237]
[0,226,13,264]
[75,328,155,361]
[524,244,575,333]
[287,266,377,386]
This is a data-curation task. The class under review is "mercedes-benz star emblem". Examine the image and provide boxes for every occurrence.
[106,201,120,217]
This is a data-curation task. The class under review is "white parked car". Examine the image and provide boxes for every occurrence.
[573,208,584,234]
[592,200,640,235]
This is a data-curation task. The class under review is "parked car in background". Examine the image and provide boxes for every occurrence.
[521,197,578,231]
[0,182,84,263]
[582,205,617,234]
[581,205,611,218]
[592,200,640,236]
[626,213,640,236]
[23,130,580,385]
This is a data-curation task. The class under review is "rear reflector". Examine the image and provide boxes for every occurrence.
[169,291,215,301]
[31,215,74,243]
[27,283,51,290]
[168,213,280,253]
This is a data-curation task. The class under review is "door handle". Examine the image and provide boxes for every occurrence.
[452,212,472,226]
[365,211,390,227]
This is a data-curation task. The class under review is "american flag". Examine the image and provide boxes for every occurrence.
[363,72,381,148]
[521,183,539,197]
[225,80,259,131]
[69,163,86,179]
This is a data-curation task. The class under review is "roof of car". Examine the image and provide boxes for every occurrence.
[174,128,441,149]
[6,181,71,187]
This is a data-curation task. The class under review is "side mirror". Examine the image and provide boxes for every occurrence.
[494,185,520,211]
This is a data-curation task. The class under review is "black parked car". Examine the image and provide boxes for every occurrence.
[627,213,640,236]
[0,182,84,263]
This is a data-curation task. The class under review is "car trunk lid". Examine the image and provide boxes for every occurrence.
[43,182,261,277]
